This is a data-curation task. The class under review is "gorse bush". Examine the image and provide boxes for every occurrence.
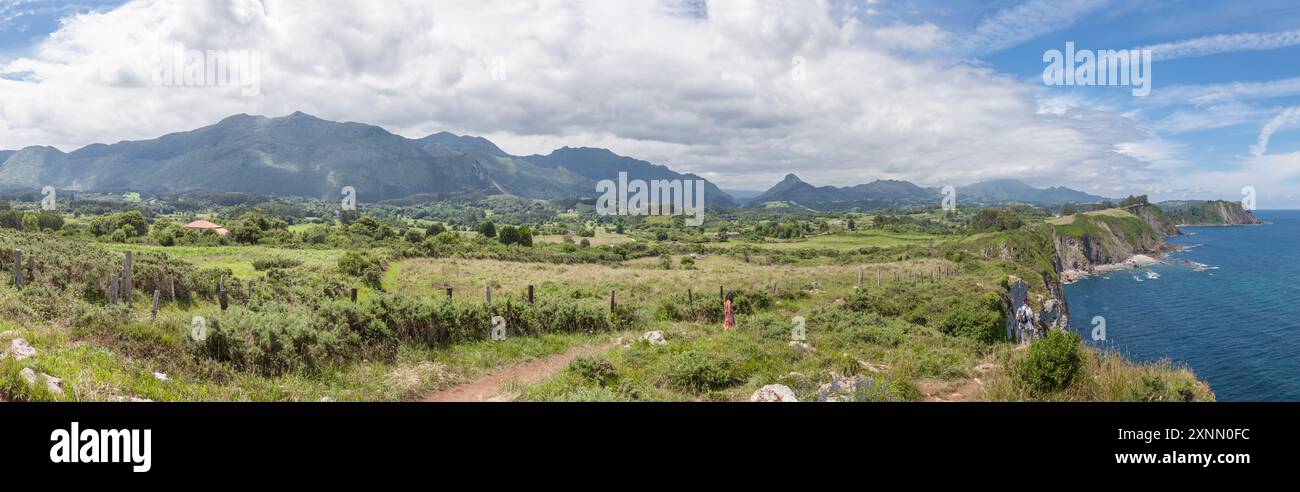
[937,293,1004,344]
[252,256,304,271]
[1015,330,1083,395]
[569,356,618,386]
[664,350,742,393]
[191,294,630,375]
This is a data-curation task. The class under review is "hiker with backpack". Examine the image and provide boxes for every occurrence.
[1015,299,1035,343]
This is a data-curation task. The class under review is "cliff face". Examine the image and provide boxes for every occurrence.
[1158,200,1263,226]
[1051,210,1169,272]
[1132,204,1181,236]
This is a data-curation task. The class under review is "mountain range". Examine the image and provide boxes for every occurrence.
[0,112,734,205]
[746,174,1110,210]
[0,112,1108,210]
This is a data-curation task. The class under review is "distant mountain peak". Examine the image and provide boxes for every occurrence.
[780,173,804,183]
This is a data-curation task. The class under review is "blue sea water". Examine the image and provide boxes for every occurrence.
[1064,210,1300,401]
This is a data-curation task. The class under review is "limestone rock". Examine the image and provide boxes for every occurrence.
[750,384,799,402]
[641,331,667,346]
[788,340,814,355]
[19,367,62,396]
[3,338,36,361]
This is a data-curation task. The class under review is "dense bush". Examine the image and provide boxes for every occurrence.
[569,356,618,386]
[664,351,741,393]
[1015,330,1083,395]
[252,256,304,271]
[937,293,1004,344]
[191,294,631,375]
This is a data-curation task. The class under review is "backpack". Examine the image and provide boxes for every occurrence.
[1016,307,1029,324]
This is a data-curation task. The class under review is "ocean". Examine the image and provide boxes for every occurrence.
[1064,209,1300,402]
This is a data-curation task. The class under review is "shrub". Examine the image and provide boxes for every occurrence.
[252,256,304,271]
[1015,330,1083,395]
[665,351,741,393]
[569,356,618,386]
[937,294,1003,344]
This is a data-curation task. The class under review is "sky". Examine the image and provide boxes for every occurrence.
[1,0,1299,207]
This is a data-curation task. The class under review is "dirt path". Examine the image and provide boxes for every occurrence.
[919,362,997,402]
[419,342,614,402]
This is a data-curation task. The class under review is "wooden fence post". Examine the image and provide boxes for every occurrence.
[610,290,616,312]
[218,275,228,311]
[687,289,692,303]
[445,285,453,301]
[350,288,358,303]
[108,274,118,305]
[719,285,723,302]
[485,285,492,305]
[123,251,132,307]
[12,250,21,289]
[169,275,176,302]
[527,285,534,304]
[151,290,160,320]
[858,268,863,285]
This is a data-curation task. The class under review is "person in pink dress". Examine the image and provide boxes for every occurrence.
[723,293,735,331]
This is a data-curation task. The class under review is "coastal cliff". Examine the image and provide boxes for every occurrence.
[1050,208,1171,274]
[1159,200,1263,226]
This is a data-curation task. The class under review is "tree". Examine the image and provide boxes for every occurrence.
[21,213,39,232]
[1119,195,1149,208]
[971,208,1025,232]
[614,222,625,234]
[425,222,447,237]
[846,218,856,231]
[404,228,425,243]
[498,225,520,245]
[1060,203,1078,216]
[477,221,497,238]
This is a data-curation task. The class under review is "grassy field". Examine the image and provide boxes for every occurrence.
[714,230,948,251]
[533,231,635,246]
[99,243,348,278]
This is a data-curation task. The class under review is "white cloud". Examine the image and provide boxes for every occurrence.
[0,0,1175,193]
[961,0,1108,53]
[1250,106,1300,157]
[1142,28,1300,62]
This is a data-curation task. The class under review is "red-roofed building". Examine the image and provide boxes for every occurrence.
[185,220,229,237]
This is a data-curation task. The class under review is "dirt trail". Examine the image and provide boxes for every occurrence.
[419,342,614,402]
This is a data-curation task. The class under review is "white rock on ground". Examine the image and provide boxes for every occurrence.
[788,341,814,356]
[153,372,168,382]
[641,331,667,345]
[18,367,62,396]
[3,338,36,361]
[750,384,799,402]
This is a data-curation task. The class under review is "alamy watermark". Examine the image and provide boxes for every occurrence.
[595,172,706,226]
[1043,42,1152,97]
[152,44,261,96]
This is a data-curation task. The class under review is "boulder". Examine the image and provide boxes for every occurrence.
[3,338,36,361]
[18,367,62,396]
[788,341,814,355]
[1039,298,1068,331]
[750,384,799,402]
[641,331,667,346]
